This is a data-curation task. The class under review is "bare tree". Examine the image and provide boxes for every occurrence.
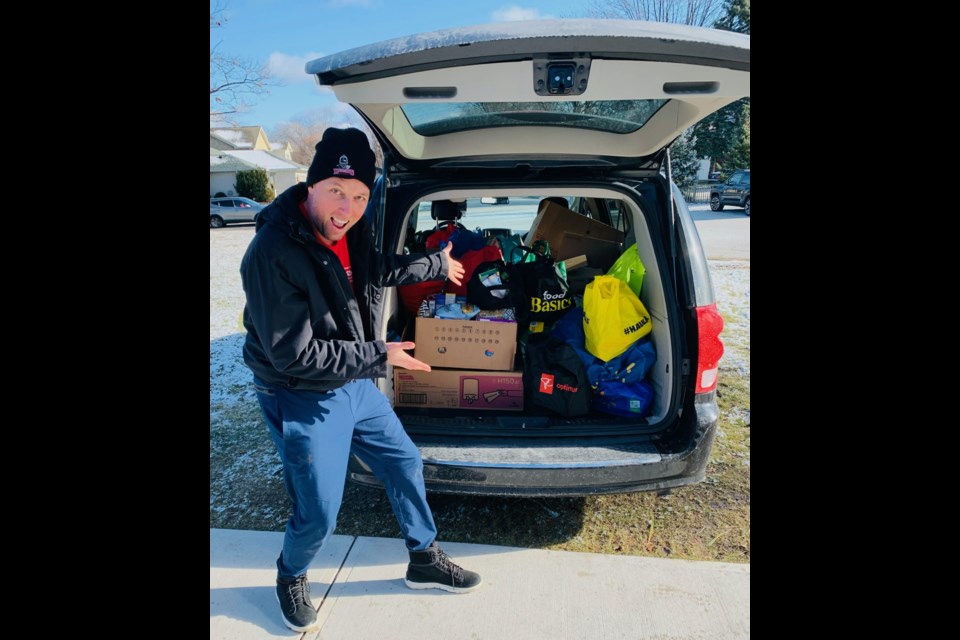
[271,120,331,166]
[587,0,723,27]
[210,1,276,125]
[271,109,385,170]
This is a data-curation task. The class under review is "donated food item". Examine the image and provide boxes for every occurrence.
[477,308,516,322]
[435,303,481,320]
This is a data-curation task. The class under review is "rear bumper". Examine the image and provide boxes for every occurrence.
[348,397,719,497]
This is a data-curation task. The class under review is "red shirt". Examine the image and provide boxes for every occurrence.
[300,200,352,284]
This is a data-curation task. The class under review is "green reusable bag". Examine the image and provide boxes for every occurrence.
[606,243,645,297]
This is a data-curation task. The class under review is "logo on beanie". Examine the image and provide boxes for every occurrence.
[333,154,355,177]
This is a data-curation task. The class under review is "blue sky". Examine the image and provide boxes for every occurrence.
[212,0,592,132]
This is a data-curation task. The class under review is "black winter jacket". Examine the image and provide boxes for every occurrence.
[240,183,449,391]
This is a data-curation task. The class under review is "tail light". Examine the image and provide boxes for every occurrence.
[695,304,724,393]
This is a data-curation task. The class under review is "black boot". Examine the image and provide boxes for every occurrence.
[405,542,482,593]
[275,573,319,632]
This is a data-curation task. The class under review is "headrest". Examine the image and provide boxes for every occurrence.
[539,196,569,211]
[431,200,465,221]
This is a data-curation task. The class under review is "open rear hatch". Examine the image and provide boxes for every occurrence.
[306,19,749,174]
[306,19,750,464]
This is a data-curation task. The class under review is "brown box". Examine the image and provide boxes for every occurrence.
[526,201,624,262]
[414,316,517,371]
[559,232,622,271]
[394,368,524,411]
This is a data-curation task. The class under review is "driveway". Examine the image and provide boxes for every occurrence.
[688,204,749,261]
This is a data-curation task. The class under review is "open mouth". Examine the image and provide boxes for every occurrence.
[331,217,349,229]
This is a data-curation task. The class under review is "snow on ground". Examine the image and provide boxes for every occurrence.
[210,227,749,411]
[210,228,259,413]
[708,260,750,377]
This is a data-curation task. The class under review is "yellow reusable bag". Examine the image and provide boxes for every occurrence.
[583,275,653,361]
[606,243,645,297]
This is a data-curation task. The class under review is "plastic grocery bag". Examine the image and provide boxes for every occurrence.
[582,275,652,361]
[553,307,656,386]
[606,243,645,297]
[549,306,657,419]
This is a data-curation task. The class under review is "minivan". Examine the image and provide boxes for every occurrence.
[305,19,749,496]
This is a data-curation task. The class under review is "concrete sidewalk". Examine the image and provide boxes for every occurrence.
[211,528,749,639]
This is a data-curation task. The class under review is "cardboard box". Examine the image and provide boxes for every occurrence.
[559,232,622,271]
[526,201,624,262]
[394,369,524,411]
[414,316,517,371]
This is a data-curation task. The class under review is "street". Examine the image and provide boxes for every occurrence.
[688,203,749,261]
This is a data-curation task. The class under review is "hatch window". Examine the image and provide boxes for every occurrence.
[401,100,668,136]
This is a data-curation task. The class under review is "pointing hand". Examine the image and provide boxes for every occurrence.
[442,242,465,286]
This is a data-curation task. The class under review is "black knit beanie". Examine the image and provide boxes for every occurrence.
[306,127,376,191]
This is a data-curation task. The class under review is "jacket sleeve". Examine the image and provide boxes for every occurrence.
[371,248,449,287]
[242,243,388,381]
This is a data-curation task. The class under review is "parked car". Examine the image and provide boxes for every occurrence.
[305,19,748,496]
[210,196,264,228]
[709,169,750,216]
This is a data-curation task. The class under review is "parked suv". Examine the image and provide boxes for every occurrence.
[210,196,264,228]
[710,169,750,216]
[305,19,748,496]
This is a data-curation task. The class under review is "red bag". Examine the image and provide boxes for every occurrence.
[398,223,459,314]
[398,280,444,315]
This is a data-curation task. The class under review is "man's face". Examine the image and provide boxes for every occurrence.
[305,177,370,245]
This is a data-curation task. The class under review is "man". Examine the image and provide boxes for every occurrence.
[240,127,481,634]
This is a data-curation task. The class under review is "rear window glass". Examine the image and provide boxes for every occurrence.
[409,196,631,239]
[401,100,667,136]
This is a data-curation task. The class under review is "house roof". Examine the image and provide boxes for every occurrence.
[210,152,258,173]
[221,150,306,172]
[210,126,267,150]
[210,132,238,151]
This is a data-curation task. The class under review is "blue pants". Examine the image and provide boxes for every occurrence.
[253,377,438,579]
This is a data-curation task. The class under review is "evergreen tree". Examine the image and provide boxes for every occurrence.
[691,99,749,176]
[714,0,750,33]
[725,103,750,170]
[235,168,274,203]
[668,129,701,188]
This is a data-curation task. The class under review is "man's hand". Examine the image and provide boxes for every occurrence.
[442,242,465,286]
[386,341,431,372]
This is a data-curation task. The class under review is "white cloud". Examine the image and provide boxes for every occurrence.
[492,5,555,21]
[266,51,325,84]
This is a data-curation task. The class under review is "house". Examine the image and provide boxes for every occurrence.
[210,126,272,151]
[210,127,307,199]
[270,140,294,162]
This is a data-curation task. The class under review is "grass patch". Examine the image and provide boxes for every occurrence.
[210,371,749,563]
